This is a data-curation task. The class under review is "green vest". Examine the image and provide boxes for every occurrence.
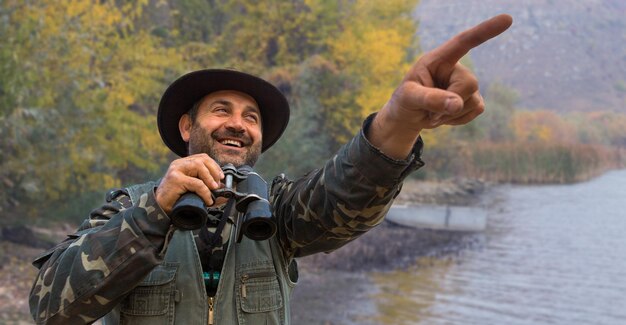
[102,181,297,325]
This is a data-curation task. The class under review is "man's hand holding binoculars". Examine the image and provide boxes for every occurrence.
[155,153,225,215]
[155,154,275,241]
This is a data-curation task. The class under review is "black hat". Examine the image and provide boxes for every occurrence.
[157,69,290,157]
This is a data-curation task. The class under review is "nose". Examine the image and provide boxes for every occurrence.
[224,113,245,133]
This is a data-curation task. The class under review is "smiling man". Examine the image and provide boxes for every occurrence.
[183,90,263,166]
[157,88,269,215]
[29,14,513,325]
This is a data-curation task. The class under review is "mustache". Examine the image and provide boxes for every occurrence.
[211,129,252,146]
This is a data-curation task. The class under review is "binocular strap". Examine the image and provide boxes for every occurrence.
[199,198,236,251]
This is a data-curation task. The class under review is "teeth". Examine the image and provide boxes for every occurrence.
[221,139,242,147]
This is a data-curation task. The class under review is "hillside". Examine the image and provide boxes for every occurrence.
[415,0,626,112]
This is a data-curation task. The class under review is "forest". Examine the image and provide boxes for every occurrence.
[1,0,625,226]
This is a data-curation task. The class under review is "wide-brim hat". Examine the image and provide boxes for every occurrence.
[157,69,290,157]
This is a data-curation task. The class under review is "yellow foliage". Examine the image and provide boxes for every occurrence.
[1,0,426,222]
[355,86,395,121]
[100,174,121,191]
[2,0,180,211]
[328,0,418,136]
[536,126,553,142]
[421,127,452,148]
[511,110,575,143]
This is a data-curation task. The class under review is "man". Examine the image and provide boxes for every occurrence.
[29,14,513,324]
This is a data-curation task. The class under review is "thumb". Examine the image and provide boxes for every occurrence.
[398,82,464,115]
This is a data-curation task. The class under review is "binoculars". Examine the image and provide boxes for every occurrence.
[169,164,276,242]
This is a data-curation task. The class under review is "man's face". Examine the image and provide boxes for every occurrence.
[179,90,263,167]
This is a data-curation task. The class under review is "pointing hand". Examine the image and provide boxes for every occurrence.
[369,14,513,159]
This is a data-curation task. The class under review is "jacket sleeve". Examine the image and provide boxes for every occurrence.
[270,114,425,258]
[29,186,173,324]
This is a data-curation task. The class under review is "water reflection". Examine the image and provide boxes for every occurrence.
[370,170,626,325]
[370,257,456,325]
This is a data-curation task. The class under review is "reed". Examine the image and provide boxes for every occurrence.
[420,142,626,184]
[464,142,626,183]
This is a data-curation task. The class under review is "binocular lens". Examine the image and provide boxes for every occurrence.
[239,196,276,240]
[242,218,277,241]
[169,164,277,242]
[170,193,207,230]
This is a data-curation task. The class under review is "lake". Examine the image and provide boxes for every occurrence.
[369,169,626,324]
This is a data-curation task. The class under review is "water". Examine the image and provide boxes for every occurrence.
[370,170,626,325]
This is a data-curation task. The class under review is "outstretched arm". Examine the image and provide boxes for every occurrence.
[272,15,513,259]
[367,14,513,159]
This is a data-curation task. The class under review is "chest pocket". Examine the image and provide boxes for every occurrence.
[236,260,284,324]
[120,262,179,325]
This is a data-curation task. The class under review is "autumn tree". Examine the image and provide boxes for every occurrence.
[511,110,575,143]
[0,0,180,224]
[256,56,352,177]
[327,0,418,143]
[1,0,425,222]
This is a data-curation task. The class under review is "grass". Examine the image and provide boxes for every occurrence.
[421,142,626,184]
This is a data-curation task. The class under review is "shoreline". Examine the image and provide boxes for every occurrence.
[290,222,484,325]
[290,178,490,324]
[292,177,490,273]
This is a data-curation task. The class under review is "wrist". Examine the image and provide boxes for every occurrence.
[154,186,173,215]
[366,108,421,160]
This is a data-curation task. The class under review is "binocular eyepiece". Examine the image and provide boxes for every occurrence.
[169,164,276,242]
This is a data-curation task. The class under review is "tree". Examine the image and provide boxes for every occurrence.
[1,0,426,223]
[257,56,351,177]
[511,110,575,143]
[478,82,518,142]
[328,0,419,143]
[0,0,180,224]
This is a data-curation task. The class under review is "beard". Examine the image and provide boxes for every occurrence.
[187,125,261,168]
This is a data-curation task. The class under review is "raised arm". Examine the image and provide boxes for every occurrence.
[271,116,425,259]
[272,14,513,259]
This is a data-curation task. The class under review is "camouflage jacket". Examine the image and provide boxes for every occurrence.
[29,115,424,324]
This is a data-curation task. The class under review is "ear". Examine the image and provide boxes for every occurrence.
[179,114,192,142]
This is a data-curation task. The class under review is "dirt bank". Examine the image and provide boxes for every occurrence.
[0,242,40,324]
[294,178,489,272]
[395,178,488,206]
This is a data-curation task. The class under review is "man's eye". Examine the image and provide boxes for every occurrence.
[245,114,259,123]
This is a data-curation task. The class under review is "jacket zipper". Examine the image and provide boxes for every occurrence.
[240,271,276,299]
[208,296,214,325]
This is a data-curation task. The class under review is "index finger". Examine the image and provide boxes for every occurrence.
[186,153,224,186]
[431,14,513,64]
[198,153,225,181]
